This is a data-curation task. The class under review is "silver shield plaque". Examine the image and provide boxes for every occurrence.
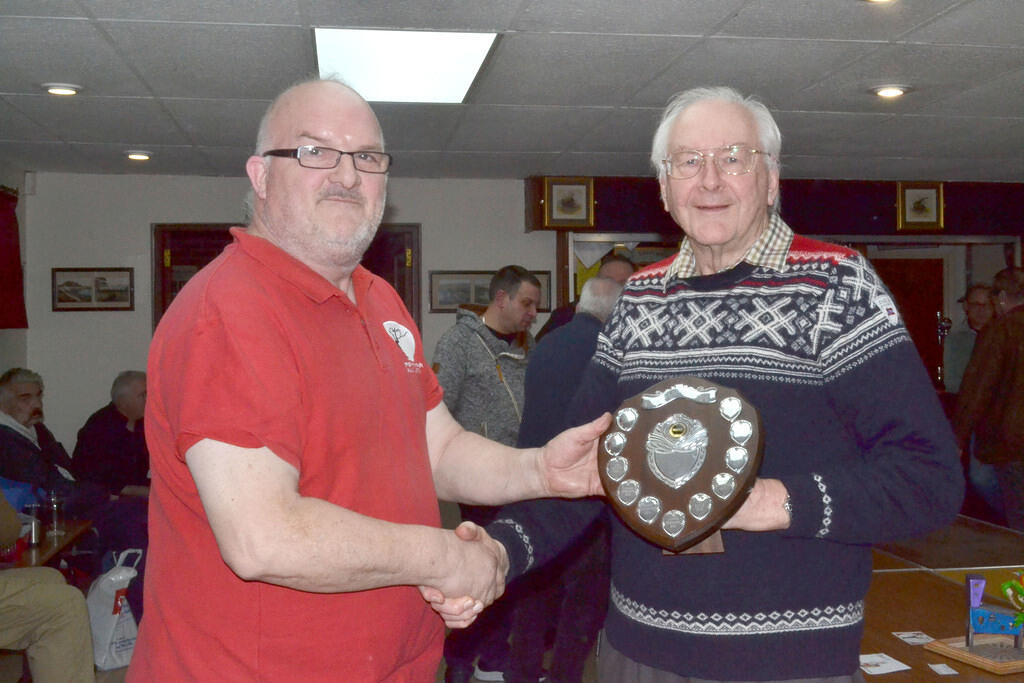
[598,376,764,552]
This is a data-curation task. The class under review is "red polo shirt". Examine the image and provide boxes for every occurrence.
[131,228,443,681]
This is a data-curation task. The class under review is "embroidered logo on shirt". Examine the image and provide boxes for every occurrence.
[383,320,424,373]
[873,294,900,326]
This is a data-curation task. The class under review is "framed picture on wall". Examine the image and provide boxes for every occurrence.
[543,177,594,228]
[429,270,551,313]
[897,181,944,231]
[51,267,134,311]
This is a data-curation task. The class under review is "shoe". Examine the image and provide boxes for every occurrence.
[444,665,473,683]
[474,663,506,681]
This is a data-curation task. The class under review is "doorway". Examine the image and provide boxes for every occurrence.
[152,223,422,329]
[869,257,945,383]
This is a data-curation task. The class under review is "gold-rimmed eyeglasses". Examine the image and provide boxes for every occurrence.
[662,146,769,180]
[262,145,392,174]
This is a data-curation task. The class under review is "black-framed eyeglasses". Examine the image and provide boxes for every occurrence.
[262,145,392,174]
[662,145,769,180]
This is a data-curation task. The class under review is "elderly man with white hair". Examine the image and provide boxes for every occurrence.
[483,86,963,681]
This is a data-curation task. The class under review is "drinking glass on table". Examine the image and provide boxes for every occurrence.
[46,490,65,537]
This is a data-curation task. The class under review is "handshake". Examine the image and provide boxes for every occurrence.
[418,521,510,628]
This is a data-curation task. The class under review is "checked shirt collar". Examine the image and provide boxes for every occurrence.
[664,213,794,288]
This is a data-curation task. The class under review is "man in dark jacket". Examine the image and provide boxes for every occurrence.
[73,370,150,497]
[0,367,148,616]
[509,275,623,683]
[0,368,97,506]
[954,267,1024,530]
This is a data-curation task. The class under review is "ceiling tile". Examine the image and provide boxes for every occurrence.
[100,22,316,99]
[631,37,879,108]
[372,103,466,151]
[7,94,188,144]
[718,0,963,40]
[162,98,270,147]
[85,0,304,24]
[512,0,745,34]
[0,17,150,95]
[905,0,1024,47]
[472,33,694,106]
[0,1,86,18]
[299,1,521,31]
[0,1,1020,181]
[448,105,613,152]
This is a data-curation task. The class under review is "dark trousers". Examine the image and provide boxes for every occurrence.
[507,517,610,683]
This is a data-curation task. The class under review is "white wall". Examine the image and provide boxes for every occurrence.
[385,178,555,357]
[19,172,554,448]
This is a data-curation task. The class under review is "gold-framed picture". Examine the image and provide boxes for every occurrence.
[897,181,944,231]
[543,177,594,228]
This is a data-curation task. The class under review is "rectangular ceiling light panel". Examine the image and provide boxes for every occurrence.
[315,28,496,103]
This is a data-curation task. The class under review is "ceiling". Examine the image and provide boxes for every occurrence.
[1,0,1022,182]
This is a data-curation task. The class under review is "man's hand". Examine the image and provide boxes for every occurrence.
[721,478,791,532]
[419,521,508,628]
[537,412,612,497]
[418,590,482,629]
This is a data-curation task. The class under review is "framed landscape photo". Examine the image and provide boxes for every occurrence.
[897,181,944,231]
[429,270,551,313]
[52,267,134,311]
[543,177,594,228]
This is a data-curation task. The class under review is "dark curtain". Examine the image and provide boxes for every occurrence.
[0,188,28,329]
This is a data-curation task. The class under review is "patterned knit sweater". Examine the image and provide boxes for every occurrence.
[489,232,963,679]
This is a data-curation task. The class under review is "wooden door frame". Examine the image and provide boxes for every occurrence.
[366,222,421,329]
[151,223,233,330]
[152,222,422,329]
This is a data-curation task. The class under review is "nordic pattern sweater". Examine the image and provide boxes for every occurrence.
[489,231,963,679]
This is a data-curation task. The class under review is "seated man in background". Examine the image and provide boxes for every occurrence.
[0,492,95,683]
[0,368,138,510]
[0,368,86,497]
[0,367,147,617]
[74,371,150,498]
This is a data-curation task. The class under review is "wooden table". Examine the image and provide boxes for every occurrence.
[13,519,93,568]
[875,515,1024,573]
[862,515,1024,678]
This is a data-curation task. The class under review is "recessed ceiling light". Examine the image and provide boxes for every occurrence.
[41,83,81,96]
[315,28,497,103]
[126,150,152,161]
[872,85,910,98]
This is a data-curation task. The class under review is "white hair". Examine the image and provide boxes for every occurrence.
[576,277,624,323]
[650,86,782,213]
[111,370,146,401]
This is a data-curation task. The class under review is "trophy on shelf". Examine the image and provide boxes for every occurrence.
[597,376,764,553]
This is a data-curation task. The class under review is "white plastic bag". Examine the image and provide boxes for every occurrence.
[86,548,142,670]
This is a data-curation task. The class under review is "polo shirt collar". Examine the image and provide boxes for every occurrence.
[230,227,372,305]
[663,213,794,286]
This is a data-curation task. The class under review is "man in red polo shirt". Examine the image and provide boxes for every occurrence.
[129,79,609,681]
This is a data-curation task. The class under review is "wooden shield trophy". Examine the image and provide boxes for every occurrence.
[598,376,763,553]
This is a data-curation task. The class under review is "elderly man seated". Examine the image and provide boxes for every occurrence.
[73,371,150,498]
[0,368,92,502]
[0,367,147,617]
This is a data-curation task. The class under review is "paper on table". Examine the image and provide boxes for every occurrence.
[860,653,911,674]
[893,630,934,645]
[929,662,959,675]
